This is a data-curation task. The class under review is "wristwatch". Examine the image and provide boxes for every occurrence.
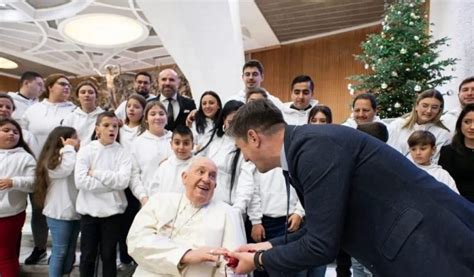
[253,250,265,271]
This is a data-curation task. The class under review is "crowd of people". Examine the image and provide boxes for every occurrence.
[0,59,473,277]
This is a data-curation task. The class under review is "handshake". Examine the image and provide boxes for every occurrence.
[202,241,272,274]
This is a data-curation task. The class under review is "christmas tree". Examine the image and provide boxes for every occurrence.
[349,0,457,118]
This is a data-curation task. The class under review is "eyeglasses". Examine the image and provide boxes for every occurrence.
[55,81,72,88]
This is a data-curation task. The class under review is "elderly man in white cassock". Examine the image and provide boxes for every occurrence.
[127,157,247,276]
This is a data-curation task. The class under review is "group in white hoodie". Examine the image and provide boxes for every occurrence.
[0,118,36,276]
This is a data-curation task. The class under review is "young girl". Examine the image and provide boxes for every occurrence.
[0,118,36,276]
[74,112,132,277]
[191,91,222,151]
[34,126,81,277]
[388,89,451,162]
[119,94,146,150]
[130,101,172,191]
[62,80,104,147]
[196,100,254,214]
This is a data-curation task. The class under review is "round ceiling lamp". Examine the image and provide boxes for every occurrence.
[58,13,148,48]
[0,57,18,69]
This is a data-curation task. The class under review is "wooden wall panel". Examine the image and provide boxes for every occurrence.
[0,75,19,93]
[250,25,381,123]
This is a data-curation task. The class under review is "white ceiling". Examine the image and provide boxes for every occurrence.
[0,0,279,77]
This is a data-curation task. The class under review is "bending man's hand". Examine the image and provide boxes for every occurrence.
[226,251,255,274]
[235,241,272,253]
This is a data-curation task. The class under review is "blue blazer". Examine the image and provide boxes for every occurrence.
[262,125,474,277]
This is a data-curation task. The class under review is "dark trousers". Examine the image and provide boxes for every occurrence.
[29,193,48,249]
[79,214,122,277]
[336,249,352,277]
[252,216,326,277]
[118,189,140,264]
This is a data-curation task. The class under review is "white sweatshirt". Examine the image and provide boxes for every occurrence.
[147,154,194,196]
[248,168,305,225]
[74,141,132,217]
[0,147,36,217]
[282,100,319,125]
[42,145,80,220]
[8,92,38,127]
[191,118,214,151]
[22,99,76,154]
[130,130,173,189]
[414,163,459,194]
[387,117,452,162]
[61,106,104,147]
[115,94,157,120]
[119,125,140,150]
[198,135,255,214]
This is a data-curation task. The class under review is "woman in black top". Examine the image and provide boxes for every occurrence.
[439,104,474,202]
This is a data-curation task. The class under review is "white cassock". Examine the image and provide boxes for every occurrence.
[127,193,247,276]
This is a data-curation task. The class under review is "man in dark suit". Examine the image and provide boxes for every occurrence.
[225,99,474,277]
[151,68,196,131]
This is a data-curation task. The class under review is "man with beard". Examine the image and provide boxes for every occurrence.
[115,72,156,120]
[151,69,196,131]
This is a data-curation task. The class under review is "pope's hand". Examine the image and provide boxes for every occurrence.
[179,247,227,265]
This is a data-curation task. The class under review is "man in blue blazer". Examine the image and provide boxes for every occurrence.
[226,99,474,277]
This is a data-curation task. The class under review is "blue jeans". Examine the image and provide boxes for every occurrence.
[46,217,80,277]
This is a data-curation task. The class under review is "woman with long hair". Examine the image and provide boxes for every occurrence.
[196,100,254,214]
[387,89,451,162]
[191,91,222,151]
[439,104,474,203]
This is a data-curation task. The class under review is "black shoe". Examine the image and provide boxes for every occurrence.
[24,247,47,265]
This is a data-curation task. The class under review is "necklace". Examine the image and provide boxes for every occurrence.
[169,194,203,239]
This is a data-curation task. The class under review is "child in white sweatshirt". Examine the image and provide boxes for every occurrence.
[408,130,459,194]
[148,125,195,196]
[130,101,172,191]
[74,112,132,277]
[34,126,80,277]
[61,81,104,147]
[0,118,36,276]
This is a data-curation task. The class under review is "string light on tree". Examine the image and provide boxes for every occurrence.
[349,0,457,118]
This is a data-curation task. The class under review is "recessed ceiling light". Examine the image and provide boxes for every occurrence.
[58,13,148,48]
[0,57,18,69]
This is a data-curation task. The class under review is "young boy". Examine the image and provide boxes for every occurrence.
[408,130,459,194]
[147,126,195,196]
